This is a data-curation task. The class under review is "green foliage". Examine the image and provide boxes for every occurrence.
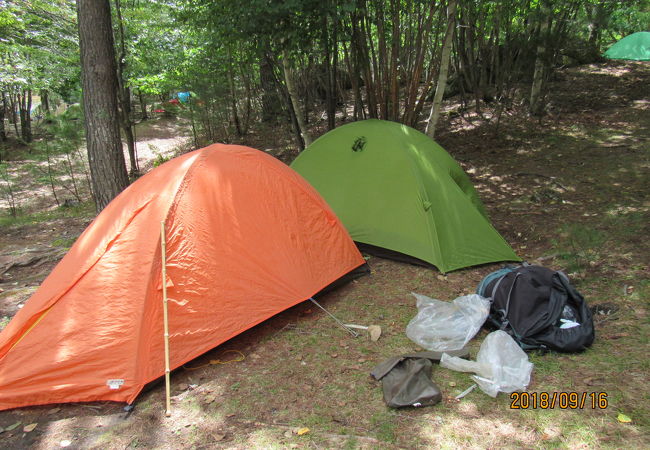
[607,1,650,39]
[0,0,79,99]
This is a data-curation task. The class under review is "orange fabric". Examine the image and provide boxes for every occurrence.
[0,144,364,410]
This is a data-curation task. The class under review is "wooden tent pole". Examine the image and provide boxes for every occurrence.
[160,221,172,417]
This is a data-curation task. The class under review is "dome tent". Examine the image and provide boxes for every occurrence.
[0,144,365,411]
[603,31,650,61]
[291,119,519,273]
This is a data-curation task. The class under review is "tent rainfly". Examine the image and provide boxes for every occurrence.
[291,119,520,273]
[0,144,366,411]
[603,31,650,61]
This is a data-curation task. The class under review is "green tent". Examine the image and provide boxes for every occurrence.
[603,31,650,61]
[291,119,520,273]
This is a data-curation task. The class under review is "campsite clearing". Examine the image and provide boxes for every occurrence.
[0,62,647,448]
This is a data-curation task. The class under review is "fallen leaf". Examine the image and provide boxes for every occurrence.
[617,413,632,423]
[47,408,61,415]
[226,413,236,417]
[368,325,381,342]
[330,353,338,358]
[212,433,226,441]
[296,427,310,436]
[5,422,21,432]
[23,423,37,433]
[178,383,189,391]
[60,440,72,447]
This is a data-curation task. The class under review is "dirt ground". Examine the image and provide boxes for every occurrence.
[0,61,648,449]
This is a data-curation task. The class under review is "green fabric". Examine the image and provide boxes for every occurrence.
[603,32,650,61]
[291,119,520,273]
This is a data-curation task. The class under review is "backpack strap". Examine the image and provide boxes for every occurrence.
[496,273,521,332]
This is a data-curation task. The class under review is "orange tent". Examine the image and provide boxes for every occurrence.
[0,144,365,411]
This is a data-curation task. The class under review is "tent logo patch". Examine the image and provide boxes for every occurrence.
[352,136,367,152]
[106,379,125,390]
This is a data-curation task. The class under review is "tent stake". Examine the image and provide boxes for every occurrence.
[309,298,359,338]
[160,221,172,417]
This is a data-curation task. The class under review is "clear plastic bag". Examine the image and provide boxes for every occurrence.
[440,330,534,397]
[406,293,490,352]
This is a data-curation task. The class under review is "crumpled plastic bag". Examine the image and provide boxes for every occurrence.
[440,330,534,397]
[406,293,490,352]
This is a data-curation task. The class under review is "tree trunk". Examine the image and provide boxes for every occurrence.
[18,90,33,143]
[40,89,50,113]
[425,0,457,138]
[227,58,242,137]
[9,94,19,137]
[587,2,608,60]
[281,52,312,148]
[0,92,6,142]
[529,1,550,117]
[260,55,282,122]
[138,90,148,120]
[323,14,336,130]
[76,0,130,211]
[114,0,138,176]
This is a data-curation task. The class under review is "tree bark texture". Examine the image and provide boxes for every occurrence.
[529,1,550,117]
[426,0,457,138]
[76,0,130,211]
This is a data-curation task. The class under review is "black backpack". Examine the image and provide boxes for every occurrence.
[476,264,595,352]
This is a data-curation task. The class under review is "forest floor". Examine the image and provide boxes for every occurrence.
[0,61,648,449]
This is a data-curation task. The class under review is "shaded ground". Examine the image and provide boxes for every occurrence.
[0,61,648,448]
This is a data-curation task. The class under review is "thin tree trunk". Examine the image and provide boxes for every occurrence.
[188,98,198,149]
[240,63,252,134]
[0,92,6,142]
[330,14,339,129]
[343,35,364,120]
[426,0,457,138]
[530,1,550,117]
[18,90,33,143]
[226,47,243,137]
[44,139,61,206]
[9,94,19,137]
[40,89,50,113]
[138,90,148,120]
[260,55,282,122]
[114,0,138,175]
[388,0,400,121]
[281,52,312,148]
[77,0,130,211]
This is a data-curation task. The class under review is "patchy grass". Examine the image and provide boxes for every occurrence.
[0,200,94,229]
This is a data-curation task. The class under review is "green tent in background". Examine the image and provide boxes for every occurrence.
[603,31,650,61]
[291,119,520,273]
